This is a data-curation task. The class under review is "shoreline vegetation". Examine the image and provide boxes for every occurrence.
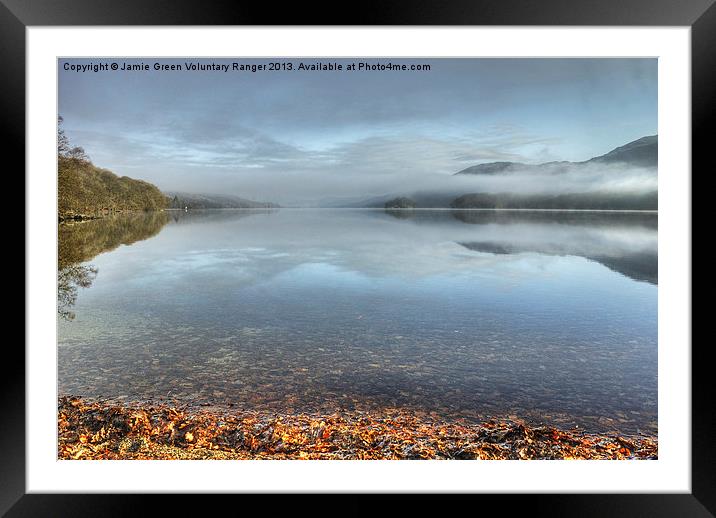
[57,117,278,222]
[58,116,169,223]
[57,150,169,221]
[58,397,657,460]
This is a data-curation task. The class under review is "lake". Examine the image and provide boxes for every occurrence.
[57,209,657,435]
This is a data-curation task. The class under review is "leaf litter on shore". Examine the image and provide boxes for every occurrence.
[58,396,657,460]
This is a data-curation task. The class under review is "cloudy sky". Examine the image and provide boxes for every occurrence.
[59,58,657,205]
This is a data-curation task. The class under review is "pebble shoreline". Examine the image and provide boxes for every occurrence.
[58,396,657,460]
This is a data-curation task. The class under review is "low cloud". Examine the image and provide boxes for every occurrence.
[68,126,655,206]
[60,58,657,206]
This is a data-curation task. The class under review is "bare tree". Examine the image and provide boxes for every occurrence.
[58,115,90,162]
[58,115,70,156]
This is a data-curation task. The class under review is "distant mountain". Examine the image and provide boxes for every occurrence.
[166,192,279,209]
[329,135,659,210]
[454,161,546,176]
[354,191,460,209]
[585,135,657,168]
[454,135,657,176]
[332,193,396,208]
[384,197,416,209]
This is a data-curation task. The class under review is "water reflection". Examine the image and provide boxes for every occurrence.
[165,208,277,226]
[147,209,657,285]
[58,264,97,321]
[58,209,657,434]
[383,209,657,283]
[58,211,169,319]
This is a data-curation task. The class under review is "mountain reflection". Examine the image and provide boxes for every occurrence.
[57,208,658,321]
[165,208,277,226]
[58,211,170,319]
[144,209,658,287]
[385,209,658,284]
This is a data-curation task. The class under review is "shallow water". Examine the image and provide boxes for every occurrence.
[58,209,657,435]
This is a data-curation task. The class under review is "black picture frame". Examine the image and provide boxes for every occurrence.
[8,0,708,512]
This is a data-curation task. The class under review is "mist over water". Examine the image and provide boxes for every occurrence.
[204,161,658,207]
[59,58,657,206]
[58,209,657,434]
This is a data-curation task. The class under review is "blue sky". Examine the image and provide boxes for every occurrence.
[59,58,657,204]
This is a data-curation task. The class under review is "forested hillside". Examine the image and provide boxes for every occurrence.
[58,116,168,220]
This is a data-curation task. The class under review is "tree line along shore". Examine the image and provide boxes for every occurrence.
[58,116,168,222]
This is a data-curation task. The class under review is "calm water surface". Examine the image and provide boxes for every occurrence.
[58,209,657,435]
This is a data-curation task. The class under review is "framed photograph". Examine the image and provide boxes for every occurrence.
[10,0,707,511]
